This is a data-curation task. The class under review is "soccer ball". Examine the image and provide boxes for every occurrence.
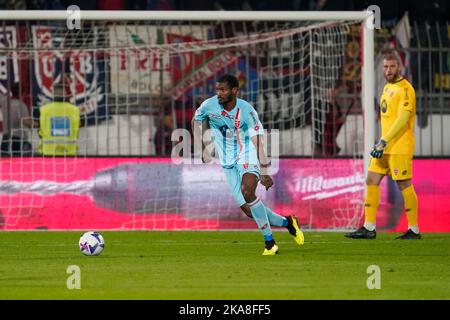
[79,231,105,256]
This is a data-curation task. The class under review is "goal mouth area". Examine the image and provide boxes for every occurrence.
[0,10,375,230]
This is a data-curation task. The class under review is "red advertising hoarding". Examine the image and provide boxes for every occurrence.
[0,158,448,231]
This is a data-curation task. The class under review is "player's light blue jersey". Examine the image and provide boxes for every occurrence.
[194,96,264,168]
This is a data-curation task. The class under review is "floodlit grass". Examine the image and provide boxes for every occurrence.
[0,231,449,299]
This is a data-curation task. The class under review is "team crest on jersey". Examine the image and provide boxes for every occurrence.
[254,125,260,131]
[243,163,249,169]
[381,100,387,113]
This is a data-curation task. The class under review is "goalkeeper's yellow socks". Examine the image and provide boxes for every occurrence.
[401,185,419,234]
[363,185,380,231]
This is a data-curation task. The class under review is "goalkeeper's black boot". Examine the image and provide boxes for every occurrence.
[396,229,422,240]
[344,226,376,239]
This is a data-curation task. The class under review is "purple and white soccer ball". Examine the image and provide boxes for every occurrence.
[79,231,105,256]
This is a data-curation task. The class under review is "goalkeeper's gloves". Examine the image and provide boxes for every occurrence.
[370,139,387,158]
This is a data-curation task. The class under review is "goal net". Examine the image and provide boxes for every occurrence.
[0,11,373,230]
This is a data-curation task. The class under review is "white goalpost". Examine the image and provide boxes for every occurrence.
[0,10,375,231]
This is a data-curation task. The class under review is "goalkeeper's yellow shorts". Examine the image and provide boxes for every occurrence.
[368,154,413,180]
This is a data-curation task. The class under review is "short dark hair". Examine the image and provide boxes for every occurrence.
[217,74,239,89]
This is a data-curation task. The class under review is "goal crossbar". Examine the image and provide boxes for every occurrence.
[0,10,372,21]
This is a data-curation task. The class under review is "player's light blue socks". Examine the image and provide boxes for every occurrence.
[264,206,288,227]
[248,198,273,241]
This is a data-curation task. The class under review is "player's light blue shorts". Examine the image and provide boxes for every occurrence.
[223,163,260,207]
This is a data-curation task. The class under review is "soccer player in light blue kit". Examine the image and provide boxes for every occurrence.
[192,74,304,255]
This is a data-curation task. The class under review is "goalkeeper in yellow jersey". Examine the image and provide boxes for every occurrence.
[345,51,420,240]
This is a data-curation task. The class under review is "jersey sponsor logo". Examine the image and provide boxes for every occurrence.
[404,102,409,107]
[381,100,387,113]
[402,170,407,175]
[218,125,229,137]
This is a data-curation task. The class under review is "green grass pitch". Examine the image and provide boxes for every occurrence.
[0,231,449,300]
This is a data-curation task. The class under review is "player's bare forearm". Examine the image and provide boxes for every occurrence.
[251,135,273,190]
[251,135,270,167]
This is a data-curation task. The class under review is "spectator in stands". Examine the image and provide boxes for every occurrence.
[0,83,32,157]
[153,111,174,156]
[23,83,82,156]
